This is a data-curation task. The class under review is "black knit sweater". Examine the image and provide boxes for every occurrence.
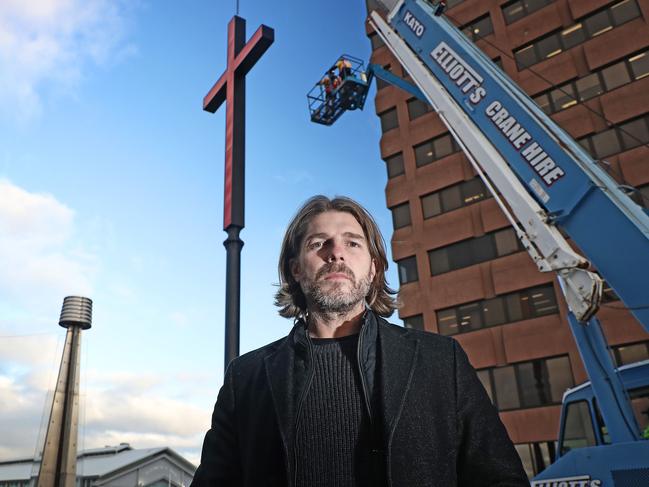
[295,334,371,487]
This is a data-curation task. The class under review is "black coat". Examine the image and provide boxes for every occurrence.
[192,312,529,487]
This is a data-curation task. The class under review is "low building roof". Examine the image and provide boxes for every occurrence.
[0,444,195,482]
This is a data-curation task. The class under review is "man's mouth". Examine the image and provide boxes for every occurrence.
[317,264,355,282]
[323,273,351,280]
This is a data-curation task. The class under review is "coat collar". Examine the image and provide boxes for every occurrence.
[263,312,419,460]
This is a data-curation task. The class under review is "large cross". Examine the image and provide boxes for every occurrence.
[203,16,273,370]
[204,16,274,229]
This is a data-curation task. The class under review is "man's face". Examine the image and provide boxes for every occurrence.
[291,211,376,314]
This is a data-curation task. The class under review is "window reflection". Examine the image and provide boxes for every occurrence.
[514,0,641,70]
[435,284,558,336]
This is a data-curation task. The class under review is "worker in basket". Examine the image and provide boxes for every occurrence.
[336,57,353,80]
[319,69,340,116]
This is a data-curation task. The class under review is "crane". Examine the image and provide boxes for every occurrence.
[307,0,649,483]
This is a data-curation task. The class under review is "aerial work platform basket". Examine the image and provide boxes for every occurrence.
[307,55,371,126]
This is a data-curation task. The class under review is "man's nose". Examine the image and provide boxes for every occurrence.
[326,239,345,262]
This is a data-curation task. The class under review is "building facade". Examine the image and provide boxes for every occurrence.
[366,0,649,477]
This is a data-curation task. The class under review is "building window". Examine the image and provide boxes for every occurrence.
[601,61,632,90]
[575,72,604,101]
[592,128,622,158]
[376,64,391,90]
[385,152,405,178]
[515,442,557,478]
[629,385,649,436]
[403,314,424,330]
[479,355,574,411]
[629,52,649,79]
[601,281,621,302]
[477,369,494,401]
[550,82,577,111]
[611,341,649,366]
[533,48,649,115]
[421,177,489,219]
[379,107,399,132]
[631,183,649,207]
[414,133,459,167]
[611,0,642,23]
[446,0,466,8]
[368,32,384,51]
[514,0,641,70]
[428,227,523,275]
[493,366,521,409]
[584,9,613,37]
[397,256,419,284]
[502,0,552,24]
[365,0,382,14]
[436,284,558,336]
[407,97,432,120]
[619,117,649,150]
[578,114,649,159]
[462,14,494,42]
[391,201,411,229]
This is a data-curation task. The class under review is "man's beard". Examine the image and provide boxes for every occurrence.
[301,262,372,315]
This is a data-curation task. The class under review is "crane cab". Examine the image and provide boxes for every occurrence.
[307,55,371,126]
[531,360,649,484]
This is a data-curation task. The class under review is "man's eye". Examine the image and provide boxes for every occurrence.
[309,241,323,249]
[348,241,361,248]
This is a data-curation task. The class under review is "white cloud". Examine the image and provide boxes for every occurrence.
[0,179,96,314]
[0,338,62,460]
[0,0,136,121]
[0,335,60,368]
[0,341,211,462]
[0,179,211,463]
[0,178,74,244]
[84,386,209,437]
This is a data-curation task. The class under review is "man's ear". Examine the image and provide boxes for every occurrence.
[290,259,301,282]
[370,259,377,282]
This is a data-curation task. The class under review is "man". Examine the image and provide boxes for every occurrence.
[192,195,528,487]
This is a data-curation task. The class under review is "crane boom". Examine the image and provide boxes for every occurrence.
[371,0,649,331]
[361,0,649,482]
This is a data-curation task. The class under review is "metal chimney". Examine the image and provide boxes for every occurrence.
[36,296,92,487]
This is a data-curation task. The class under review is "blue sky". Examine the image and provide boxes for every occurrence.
[0,0,402,463]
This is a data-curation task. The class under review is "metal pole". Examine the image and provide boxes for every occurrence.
[223,226,243,369]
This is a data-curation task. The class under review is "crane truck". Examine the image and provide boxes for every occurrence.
[307,0,649,484]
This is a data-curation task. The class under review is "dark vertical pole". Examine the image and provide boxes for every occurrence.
[223,17,246,370]
[223,226,243,369]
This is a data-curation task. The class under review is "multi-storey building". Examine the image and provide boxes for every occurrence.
[366,0,649,477]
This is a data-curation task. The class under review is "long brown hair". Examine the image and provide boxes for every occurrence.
[275,195,397,319]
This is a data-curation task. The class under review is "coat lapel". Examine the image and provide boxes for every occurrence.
[263,323,310,470]
[264,340,296,457]
[378,325,419,445]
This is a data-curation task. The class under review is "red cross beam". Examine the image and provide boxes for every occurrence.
[203,16,274,230]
